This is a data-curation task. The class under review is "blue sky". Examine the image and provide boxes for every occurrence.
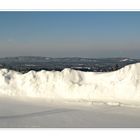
[0,12,140,58]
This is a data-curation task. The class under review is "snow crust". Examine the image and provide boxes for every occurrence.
[0,63,140,105]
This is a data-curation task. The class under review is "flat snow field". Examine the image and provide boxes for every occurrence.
[1,97,140,128]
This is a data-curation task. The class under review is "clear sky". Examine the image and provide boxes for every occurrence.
[0,12,140,58]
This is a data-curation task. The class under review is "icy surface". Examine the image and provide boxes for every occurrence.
[0,63,140,105]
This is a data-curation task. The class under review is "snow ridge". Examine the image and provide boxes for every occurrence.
[0,63,140,105]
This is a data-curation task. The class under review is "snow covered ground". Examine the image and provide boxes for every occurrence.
[1,97,140,127]
[0,63,140,127]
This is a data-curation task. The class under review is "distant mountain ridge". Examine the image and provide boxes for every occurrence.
[0,56,139,61]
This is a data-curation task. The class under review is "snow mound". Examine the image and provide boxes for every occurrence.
[0,63,140,105]
[120,58,129,62]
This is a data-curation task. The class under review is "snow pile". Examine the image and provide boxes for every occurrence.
[0,63,140,104]
[120,58,129,62]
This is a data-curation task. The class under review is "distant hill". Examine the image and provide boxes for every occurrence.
[0,56,140,72]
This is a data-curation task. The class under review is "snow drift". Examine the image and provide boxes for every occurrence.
[0,63,140,105]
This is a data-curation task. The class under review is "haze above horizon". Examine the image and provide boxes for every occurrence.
[0,12,140,58]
